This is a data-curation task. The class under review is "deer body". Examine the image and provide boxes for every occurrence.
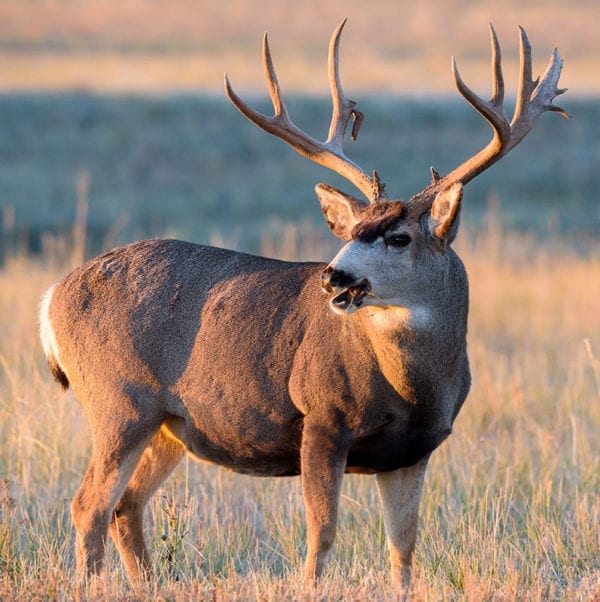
[44,236,469,476]
[40,20,567,592]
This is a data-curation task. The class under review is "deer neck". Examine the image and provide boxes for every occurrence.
[356,303,466,402]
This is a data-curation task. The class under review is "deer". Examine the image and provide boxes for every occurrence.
[39,20,568,592]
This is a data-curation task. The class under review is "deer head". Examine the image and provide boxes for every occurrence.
[225,21,568,315]
[318,181,464,313]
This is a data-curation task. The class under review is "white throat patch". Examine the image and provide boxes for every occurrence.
[365,305,433,331]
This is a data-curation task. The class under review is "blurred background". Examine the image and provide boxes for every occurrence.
[0,0,598,258]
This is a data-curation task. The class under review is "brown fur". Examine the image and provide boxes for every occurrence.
[351,201,406,242]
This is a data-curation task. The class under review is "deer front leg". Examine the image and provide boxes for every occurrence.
[376,454,429,590]
[300,420,348,585]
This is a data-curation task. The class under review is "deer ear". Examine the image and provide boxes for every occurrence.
[428,182,463,245]
[315,183,367,241]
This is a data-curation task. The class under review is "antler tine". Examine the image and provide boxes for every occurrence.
[448,25,511,184]
[223,35,291,137]
[489,24,504,108]
[262,33,289,121]
[513,26,536,126]
[326,19,364,146]
[225,22,384,203]
[512,27,571,131]
[425,24,569,195]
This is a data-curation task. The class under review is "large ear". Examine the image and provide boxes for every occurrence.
[428,182,463,245]
[315,183,367,241]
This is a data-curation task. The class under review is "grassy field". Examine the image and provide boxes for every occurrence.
[1,94,597,261]
[0,216,598,600]
[0,2,598,599]
[0,85,598,602]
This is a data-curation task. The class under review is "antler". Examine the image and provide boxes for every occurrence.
[413,24,569,204]
[225,20,387,203]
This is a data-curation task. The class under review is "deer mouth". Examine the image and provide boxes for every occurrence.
[330,278,372,312]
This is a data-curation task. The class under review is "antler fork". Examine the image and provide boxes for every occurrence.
[413,24,569,205]
[225,20,387,203]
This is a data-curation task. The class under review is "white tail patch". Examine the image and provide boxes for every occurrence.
[39,284,63,371]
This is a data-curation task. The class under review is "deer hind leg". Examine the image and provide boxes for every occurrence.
[376,454,430,591]
[300,420,348,585]
[109,426,185,582]
[71,415,161,586]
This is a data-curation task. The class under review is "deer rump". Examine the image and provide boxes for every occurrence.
[45,238,459,477]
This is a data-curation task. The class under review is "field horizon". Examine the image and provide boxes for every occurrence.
[0,0,599,95]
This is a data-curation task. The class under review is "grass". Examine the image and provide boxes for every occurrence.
[0,5,597,598]
[0,215,598,600]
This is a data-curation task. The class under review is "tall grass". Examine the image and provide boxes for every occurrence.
[0,216,598,600]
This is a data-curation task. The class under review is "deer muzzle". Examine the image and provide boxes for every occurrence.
[320,267,372,313]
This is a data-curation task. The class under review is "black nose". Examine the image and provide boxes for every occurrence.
[320,266,355,293]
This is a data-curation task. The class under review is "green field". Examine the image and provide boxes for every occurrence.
[1,94,597,261]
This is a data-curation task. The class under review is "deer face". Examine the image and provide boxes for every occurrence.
[318,182,463,315]
[226,19,567,316]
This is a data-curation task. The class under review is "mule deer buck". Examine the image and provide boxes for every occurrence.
[39,21,568,590]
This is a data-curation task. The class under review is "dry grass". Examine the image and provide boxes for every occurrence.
[0,0,598,94]
[0,219,598,600]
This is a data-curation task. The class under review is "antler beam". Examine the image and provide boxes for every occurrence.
[426,24,569,196]
[224,20,387,203]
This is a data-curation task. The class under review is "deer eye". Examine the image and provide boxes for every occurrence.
[386,233,411,248]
